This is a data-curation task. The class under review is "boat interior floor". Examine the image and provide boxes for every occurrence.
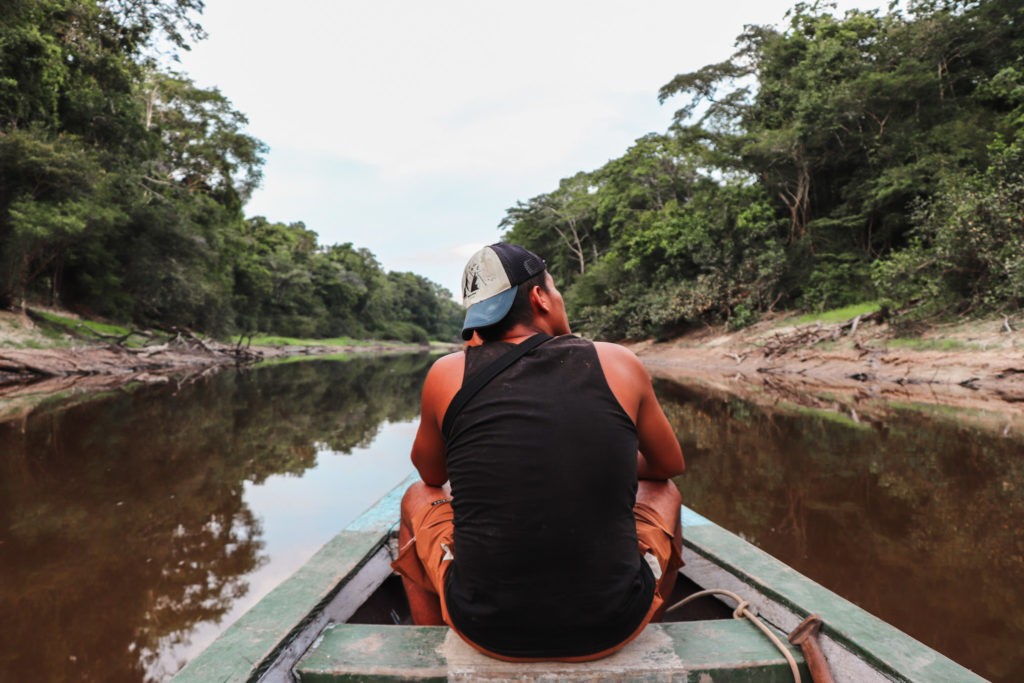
[347,572,734,626]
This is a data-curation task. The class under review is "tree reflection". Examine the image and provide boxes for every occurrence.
[0,353,432,682]
[658,380,1024,683]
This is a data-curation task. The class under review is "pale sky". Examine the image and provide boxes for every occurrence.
[177,0,886,296]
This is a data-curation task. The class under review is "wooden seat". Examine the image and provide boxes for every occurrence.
[295,620,807,682]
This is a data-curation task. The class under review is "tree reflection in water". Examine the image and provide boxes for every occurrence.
[0,353,432,683]
[657,379,1024,683]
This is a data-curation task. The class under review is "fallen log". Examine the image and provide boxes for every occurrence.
[762,310,887,358]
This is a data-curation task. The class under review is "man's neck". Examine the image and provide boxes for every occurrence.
[496,323,548,344]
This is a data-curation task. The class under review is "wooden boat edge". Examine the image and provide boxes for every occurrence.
[679,507,986,682]
[172,473,415,683]
[173,473,987,682]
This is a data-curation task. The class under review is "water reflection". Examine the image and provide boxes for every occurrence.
[657,379,1024,683]
[5,355,1020,682]
[0,353,432,683]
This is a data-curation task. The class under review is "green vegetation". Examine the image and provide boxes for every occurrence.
[4,339,47,350]
[33,310,134,337]
[886,338,978,352]
[4,315,67,348]
[882,401,1021,429]
[4,1,1021,344]
[0,1,462,343]
[249,334,367,347]
[255,352,357,366]
[790,405,873,431]
[793,302,881,325]
[503,0,1024,340]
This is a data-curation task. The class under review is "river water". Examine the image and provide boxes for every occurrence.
[0,354,1020,682]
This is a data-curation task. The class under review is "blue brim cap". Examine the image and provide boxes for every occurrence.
[460,243,546,341]
[460,287,516,341]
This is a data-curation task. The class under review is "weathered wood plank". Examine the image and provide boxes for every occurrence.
[297,620,807,683]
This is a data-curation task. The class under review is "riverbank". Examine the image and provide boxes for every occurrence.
[628,312,1024,424]
[0,309,447,421]
[4,307,1024,422]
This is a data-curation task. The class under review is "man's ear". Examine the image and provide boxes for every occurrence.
[529,285,551,314]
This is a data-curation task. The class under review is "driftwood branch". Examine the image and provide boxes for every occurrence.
[762,310,885,358]
[0,332,262,389]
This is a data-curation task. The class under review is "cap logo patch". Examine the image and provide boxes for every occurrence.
[463,261,486,299]
[462,247,512,307]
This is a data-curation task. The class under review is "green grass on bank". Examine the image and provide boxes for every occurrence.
[31,310,148,346]
[248,334,371,347]
[34,309,130,336]
[11,310,456,351]
[247,334,457,349]
[792,302,881,325]
[886,337,979,352]
[255,352,356,367]
[790,404,873,430]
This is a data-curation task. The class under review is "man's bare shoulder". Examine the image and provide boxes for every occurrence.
[430,349,465,373]
[593,341,645,372]
[422,350,466,397]
[591,341,649,420]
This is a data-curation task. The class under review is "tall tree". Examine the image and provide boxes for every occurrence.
[657,0,1023,311]
[505,0,1024,336]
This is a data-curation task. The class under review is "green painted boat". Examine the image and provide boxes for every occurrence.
[173,473,987,682]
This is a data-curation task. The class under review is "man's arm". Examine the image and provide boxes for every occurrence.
[595,342,684,480]
[410,352,463,486]
[635,383,685,480]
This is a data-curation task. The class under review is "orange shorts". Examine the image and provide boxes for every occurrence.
[391,493,683,661]
[391,495,457,610]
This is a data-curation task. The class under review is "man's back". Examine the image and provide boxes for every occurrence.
[394,242,683,662]
[443,335,654,658]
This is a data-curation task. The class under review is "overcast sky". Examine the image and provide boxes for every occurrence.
[177,0,885,296]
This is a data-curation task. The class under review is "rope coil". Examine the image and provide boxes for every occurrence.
[666,588,802,683]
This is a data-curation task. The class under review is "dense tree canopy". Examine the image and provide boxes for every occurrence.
[7,0,1022,343]
[503,0,1024,339]
[0,0,462,341]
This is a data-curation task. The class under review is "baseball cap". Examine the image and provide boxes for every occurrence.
[460,243,547,340]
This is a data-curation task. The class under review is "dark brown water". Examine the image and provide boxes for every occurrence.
[0,354,432,683]
[1,360,1020,681]
[659,379,1024,683]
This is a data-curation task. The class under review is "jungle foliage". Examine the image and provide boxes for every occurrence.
[501,0,1024,339]
[0,0,462,342]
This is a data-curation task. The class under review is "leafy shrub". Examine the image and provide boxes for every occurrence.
[566,183,787,340]
[801,254,875,312]
[873,140,1024,318]
[376,321,429,343]
[727,304,758,331]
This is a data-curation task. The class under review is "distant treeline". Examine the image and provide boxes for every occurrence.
[502,0,1024,339]
[0,0,462,342]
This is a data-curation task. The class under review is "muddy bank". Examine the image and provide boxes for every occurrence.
[4,309,1024,424]
[629,316,1024,422]
[0,339,438,423]
[0,341,434,388]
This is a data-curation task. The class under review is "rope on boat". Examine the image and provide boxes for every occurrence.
[666,588,802,683]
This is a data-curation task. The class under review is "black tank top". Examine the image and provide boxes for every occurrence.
[442,335,654,658]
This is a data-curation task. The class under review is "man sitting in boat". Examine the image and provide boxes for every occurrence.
[392,242,685,662]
